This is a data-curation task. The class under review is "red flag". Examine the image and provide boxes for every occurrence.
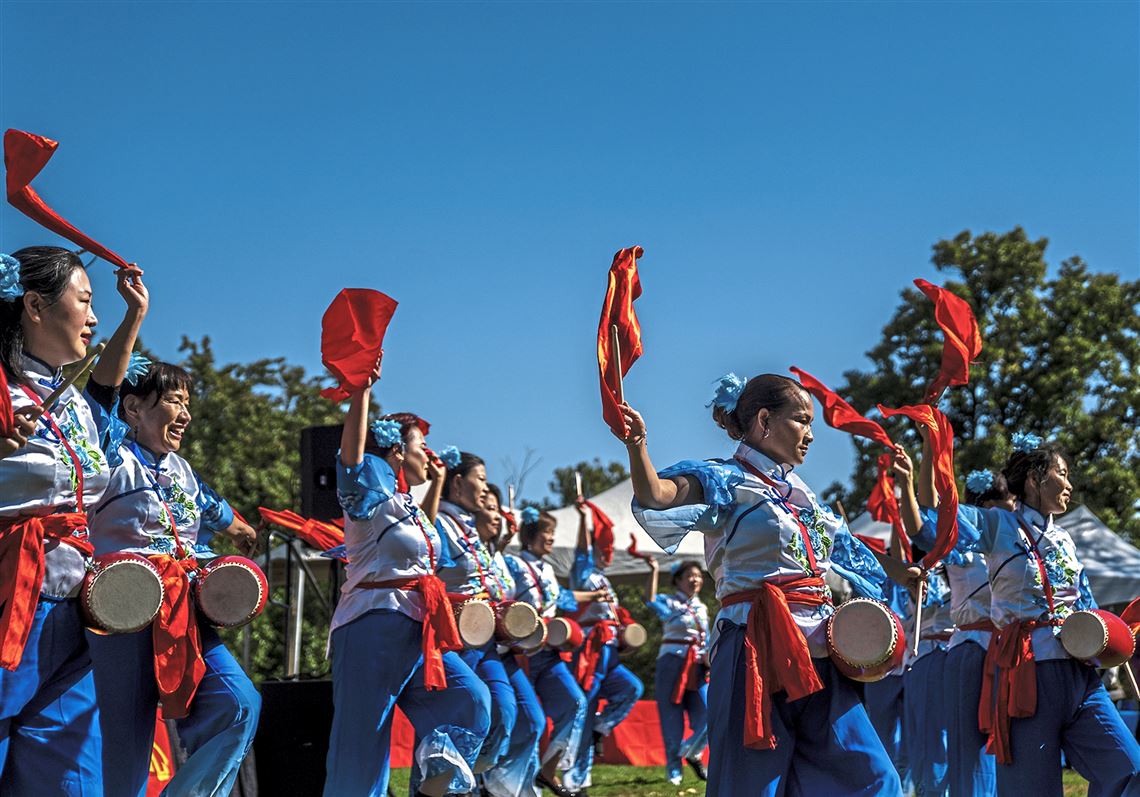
[914,279,982,403]
[877,403,958,569]
[597,246,644,438]
[258,507,346,555]
[582,499,615,566]
[4,129,133,270]
[319,289,398,402]
[789,367,894,449]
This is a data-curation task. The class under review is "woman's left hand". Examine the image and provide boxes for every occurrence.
[227,517,260,556]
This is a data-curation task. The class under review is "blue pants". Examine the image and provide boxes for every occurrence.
[563,644,643,791]
[459,643,518,772]
[905,648,949,797]
[705,622,901,797]
[997,659,1140,797]
[527,649,586,770]
[325,610,490,797]
[0,596,101,797]
[484,655,545,797]
[87,621,260,797]
[863,673,909,791]
[655,652,708,782]
[945,642,994,797]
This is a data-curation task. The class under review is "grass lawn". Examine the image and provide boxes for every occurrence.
[390,766,1090,795]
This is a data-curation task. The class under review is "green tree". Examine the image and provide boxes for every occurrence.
[547,458,629,508]
[825,228,1140,543]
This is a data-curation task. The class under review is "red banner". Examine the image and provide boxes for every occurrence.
[597,246,644,438]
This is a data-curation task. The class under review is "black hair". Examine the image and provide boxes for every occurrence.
[671,560,704,586]
[965,470,1012,506]
[485,483,503,508]
[1002,446,1068,503]
[443,451,485,502]
[0,247,85,378]
[364,412,427,458]
[118,362,194,418]
[713,374,809,441]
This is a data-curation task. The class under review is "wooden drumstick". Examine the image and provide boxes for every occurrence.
[912,578,925,657]
[508,483,516,514]
[27,343,106,421]
[610,324,624,405]
[574,471,583,500]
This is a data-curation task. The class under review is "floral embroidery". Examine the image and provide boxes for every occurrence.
[157,478,198,535]
[786,504,833,574]
[36,403,106,489]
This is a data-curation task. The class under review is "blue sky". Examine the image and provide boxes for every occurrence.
[2,1,1137,505]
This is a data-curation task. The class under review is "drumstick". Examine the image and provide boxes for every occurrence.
[508,484,515,514]
[1120,661,1140,702]
[574,471,583,500]
[912,578,925,657]
[610,324,624,405]
[27,343,106,420]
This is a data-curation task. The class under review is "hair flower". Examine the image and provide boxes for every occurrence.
[521,507,540,525]
[965,469,994,494]
[1010,431,1043,453]
[437,445,461,469]
[707,372,746,413]
[370,419,403,448]
[0,254,24,302]
[124,352,152,386]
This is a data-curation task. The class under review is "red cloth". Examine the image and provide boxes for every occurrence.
[4,129,132,270]
[1122,597,1140,634]
[670,642,705,704]
[319,289,398,402]
[0,367,12,437]
[914,279,983,403]
[0,513,90,670]
[790,367,894,449]
[854,534,887,555]
[720,578,830,750]
[574,620,619,692]
[877,403,959,570]
[978,620,1055,765]
[597,246,644,438]
[257,507,345,555]
[359,576,462,690]
[583,499,615,566]
[867,453,910,561]
[626,533,655,562]
[148,555,205,719]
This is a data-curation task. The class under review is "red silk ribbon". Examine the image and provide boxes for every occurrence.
[669,641,705,704]
[789,367,894,449]
[914,279,982,403]
[258,507,345,555]
[360,576,462,690]
[319,288,398,402]
[575,619,619,692]
[149,554,205,719]
[597,246,644,438]
[978,620,1055,764]
[582,499,615,567]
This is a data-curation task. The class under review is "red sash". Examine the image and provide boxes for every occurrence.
[575,620,619,691]
[148,554,205,719]
[359,576,463,689]
[664,637,707,704]
[720,577,830,750]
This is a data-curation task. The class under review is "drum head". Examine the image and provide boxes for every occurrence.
[1060,611,1110,662]
[198,563,264,628]
[458,601,495,647]
[830,600,895,667]
[87,560,163,633]
[622,623,648,648]
[500,602,540,640]
[545,617,570,648]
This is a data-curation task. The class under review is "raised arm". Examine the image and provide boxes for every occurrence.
[645,556,660,603]
[892,444,923,541]
[420,451,446,524]
[91,268,148,388]
[574,497,590,554]
[916,425,936,509]
[339,358,381,468]
[617,402,703,509]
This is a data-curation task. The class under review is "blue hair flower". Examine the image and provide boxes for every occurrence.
[1011,431,1043,454]
[0,254,24,302]
[521,507,540,525]
[437,446,461,469]
[707,372,746,414]
[965,469,994,494]
[370,419,403,448]
[124,352,152,386]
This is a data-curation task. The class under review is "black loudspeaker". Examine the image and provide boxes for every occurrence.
[300,425,343,521]
[253,679,333,796]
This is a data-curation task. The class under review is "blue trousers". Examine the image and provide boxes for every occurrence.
[655,652,708,781]
[563,644,643,791]
[459,643,518,772]
[905,648,949,796]
[996,659,1140,797]
[325,610,490,797]
[944,642,994,797]
[705,623,901,797]
[863,673,909,791]
[87,621,260,797]
[0,596,101,797]
[527,650,586,770]
[483,655,545,797]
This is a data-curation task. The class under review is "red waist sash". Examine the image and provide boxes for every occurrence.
[663,637,707,704]
[720,577,830,750]
[957,619,996,632]
[147,554,205,719]
[358,576,463,689]
[575,620,619,692]
[0,513,91,670]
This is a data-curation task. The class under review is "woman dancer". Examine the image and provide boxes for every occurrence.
[644,558,710,785]
[0,247,141,794]
[324,376,490,797]
[624,373,914,797]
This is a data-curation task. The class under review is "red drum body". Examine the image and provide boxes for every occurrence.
[453,598,495,648]
[545,617,584,652]
[618,622,648,650]
[826,598,905,683]
[81,553,164,633]
[195,556,267,628]
[494,600,540,642]
[512,617,549,653]
[1059,609,1137,668]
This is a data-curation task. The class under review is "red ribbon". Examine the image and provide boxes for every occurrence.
[258,507,345,555]
[789,367,894,449]
[720,577,830,750]
[319,288,398,402]
[582,499,616,566]
[867,453,910,561]
[574,620,619,692]
[626,533,656,562]
[4,129,133,270]
[669,641,706,704]
[597,246,644,438]
[914,279,983,403]
[0,513,90,670]
[978,620,1055,765]
[361,576,464,690]
[149,554,205,719]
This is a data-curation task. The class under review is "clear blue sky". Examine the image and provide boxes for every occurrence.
[2,1,1137,505]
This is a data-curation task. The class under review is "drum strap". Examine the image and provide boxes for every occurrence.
[735,458,821,576]
[720,577,830,750]
[1014,516,1057,617]
[520,556,552,613]
[128,442,190,560]
[20,385,87,514]
[359,576,463,689]
[0,513,88,670]
[441,510,509,600]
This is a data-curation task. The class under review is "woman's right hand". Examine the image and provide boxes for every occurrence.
[0,407,37,460]
[615,402,647,446]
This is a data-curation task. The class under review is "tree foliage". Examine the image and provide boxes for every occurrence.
[547,458,629,508]
[825,228,1140,543]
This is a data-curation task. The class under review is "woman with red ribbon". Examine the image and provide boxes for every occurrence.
[323,378,490,797]
[644,558,710,786]
[83,358,261,797]
[621,372,913,797]
[0,246,142,794]
[923,432,1140,796]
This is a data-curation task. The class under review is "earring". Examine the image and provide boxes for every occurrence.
[762,425,770,440]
